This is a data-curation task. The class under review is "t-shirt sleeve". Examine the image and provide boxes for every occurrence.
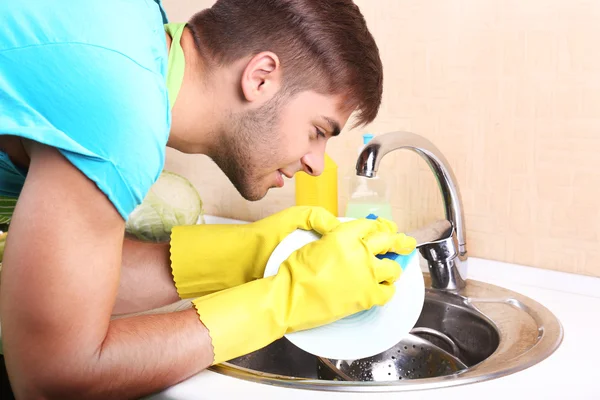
[0,43,170,220]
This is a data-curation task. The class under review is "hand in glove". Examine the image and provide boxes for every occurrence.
[169,206,341,298]
[191,217,417,364]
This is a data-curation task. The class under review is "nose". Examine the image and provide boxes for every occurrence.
[301,147,326,176]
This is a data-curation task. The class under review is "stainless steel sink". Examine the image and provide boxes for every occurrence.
[210,274,563,392]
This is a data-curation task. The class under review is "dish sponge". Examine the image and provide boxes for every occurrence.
[365,213,416,272]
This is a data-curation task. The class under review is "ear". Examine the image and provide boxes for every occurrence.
[240,51,282,104]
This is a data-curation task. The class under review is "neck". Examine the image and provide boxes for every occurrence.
[165,27,225,157]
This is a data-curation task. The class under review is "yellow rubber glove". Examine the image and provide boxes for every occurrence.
[192,217,417,365]
[169,206,341,298]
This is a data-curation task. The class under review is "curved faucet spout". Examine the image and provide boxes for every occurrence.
[355,131,467,290]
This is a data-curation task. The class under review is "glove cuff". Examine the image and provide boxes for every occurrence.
[191,276,287,365]
[169,224,232,298]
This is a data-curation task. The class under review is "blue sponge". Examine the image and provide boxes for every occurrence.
[365,213,416,272]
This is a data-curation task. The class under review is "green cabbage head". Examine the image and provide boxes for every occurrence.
[125,171,204,242]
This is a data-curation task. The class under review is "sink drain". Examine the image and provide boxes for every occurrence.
[317,328,467,382]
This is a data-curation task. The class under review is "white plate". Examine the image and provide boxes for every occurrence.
[263,218,425,360]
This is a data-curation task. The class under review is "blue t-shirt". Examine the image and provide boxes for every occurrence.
[0,0,172,220]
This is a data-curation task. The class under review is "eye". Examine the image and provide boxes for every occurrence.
[315,127,326,139]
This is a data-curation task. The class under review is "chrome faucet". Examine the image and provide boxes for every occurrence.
[355,131,467,291]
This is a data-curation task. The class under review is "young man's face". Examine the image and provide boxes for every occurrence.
[212,90,352,201]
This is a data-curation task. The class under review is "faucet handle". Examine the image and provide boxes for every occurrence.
[417,224,467,291]
[407,219,452,245]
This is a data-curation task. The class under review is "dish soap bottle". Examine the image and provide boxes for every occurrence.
[295,153,338,216]
[344,134,394,221]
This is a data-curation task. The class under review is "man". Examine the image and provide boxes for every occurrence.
[0,0,416,399]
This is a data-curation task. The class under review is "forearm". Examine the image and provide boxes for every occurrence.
[114,237,180,315]
[97,308,213,399]
[6,308,213,400]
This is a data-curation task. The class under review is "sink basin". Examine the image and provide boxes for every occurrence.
[210,274,563,392]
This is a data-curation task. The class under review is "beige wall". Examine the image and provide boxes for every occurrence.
[161,0,600,278]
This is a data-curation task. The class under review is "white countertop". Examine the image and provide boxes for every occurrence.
[146,215,600,400]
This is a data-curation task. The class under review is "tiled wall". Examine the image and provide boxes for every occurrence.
[162,0,600,278]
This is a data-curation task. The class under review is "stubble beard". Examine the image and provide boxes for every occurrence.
[212,95,285,201]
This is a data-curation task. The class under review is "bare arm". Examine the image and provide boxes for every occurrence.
[114,238,181,315]
[0,144,214,400]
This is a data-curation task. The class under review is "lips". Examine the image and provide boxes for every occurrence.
[279,170,294,179]
[276,170,285,187]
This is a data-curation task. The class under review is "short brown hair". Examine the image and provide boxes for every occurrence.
[187,0,383,127]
